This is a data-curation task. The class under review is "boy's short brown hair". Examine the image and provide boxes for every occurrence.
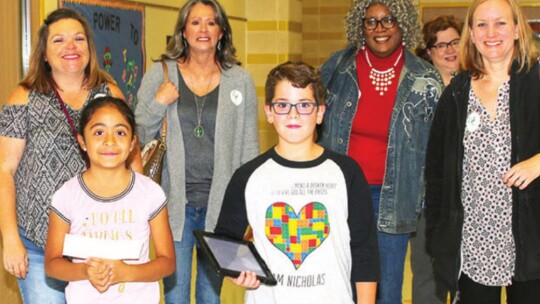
[265,61,326,106]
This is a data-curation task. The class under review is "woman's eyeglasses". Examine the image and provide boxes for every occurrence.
[270,102,318,115]
[430,39,460,51]
[362,16,397,30]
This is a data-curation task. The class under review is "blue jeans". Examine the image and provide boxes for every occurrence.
[371,186,409,304]
[163,206,222,304]
[18,227,67,304]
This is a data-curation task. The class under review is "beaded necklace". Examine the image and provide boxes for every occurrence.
[365,48,404,96]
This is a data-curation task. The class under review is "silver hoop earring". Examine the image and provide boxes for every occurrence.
[217,40,222,51]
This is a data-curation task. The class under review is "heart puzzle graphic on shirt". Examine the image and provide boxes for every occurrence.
[265,202,330,269]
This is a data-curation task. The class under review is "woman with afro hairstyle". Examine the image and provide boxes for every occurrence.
[319,0,444,303]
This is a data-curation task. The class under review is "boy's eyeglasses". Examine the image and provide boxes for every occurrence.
[362,16,397,30]
[270,102,319,115]
[430,39,460,52]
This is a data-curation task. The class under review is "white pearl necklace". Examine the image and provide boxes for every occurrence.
[365,49,403,96]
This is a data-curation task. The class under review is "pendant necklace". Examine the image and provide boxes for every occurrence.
[188,65,216,138]
[365,48,403,96]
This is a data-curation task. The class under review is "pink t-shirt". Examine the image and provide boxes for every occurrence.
[50,172,167,304]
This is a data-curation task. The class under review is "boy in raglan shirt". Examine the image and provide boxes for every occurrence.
[214,62,380,304]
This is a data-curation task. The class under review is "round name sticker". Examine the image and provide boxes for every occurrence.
[230,90,243,106]
[466,112,481,132]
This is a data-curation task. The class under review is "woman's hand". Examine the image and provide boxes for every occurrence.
[155,82,179,105]
[503,154,540,189]
[3,237,28,279]
[0,95,29,280]
[227,271,261,289]
[86,258,112,293]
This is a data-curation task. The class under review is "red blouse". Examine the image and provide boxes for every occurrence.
[348,46,404,185]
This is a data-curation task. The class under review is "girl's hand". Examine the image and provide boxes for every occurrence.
[227,271,261,289]
[503,154,540,190]
[3,238,28,279]
[155,82,179,105]
[101,259,129,286]
[86,258,112,293]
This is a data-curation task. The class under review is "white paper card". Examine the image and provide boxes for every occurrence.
[62,234,143,260]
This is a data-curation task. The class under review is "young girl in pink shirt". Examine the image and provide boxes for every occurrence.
[44,96,175,303]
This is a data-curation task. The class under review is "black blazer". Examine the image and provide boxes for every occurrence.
[424,60,540,292]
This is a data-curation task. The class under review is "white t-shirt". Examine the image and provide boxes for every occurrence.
[215,148,380,304]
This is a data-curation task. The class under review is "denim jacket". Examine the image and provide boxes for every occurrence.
[319,46,443,234]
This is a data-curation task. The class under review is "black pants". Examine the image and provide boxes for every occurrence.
[455,273,540,304]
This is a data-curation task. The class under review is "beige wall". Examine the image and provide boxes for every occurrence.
[0,1,22,108]
[0,1,24,301]
[246,0,303,151]
[302,0,349,67]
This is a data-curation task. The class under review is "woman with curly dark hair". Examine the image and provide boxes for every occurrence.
[319,0,444,303]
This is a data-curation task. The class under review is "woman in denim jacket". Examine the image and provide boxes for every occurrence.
[319,0,443,303]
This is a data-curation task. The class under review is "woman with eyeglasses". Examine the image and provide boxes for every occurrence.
[319,0,443,303]
[400,15,465,304]
[416,15,463,86]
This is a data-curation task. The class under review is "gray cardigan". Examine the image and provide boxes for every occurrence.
[135,59,259,241]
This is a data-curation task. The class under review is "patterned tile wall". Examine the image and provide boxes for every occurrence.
[302,0,351,67]
[246,0,304,151]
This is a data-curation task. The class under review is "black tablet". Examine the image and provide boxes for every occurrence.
[193,230,277,286]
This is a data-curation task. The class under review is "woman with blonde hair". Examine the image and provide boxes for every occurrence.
[425,0,540,302]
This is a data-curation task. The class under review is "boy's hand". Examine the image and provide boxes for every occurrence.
[86,258,112,293]
[227,271,261,289]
